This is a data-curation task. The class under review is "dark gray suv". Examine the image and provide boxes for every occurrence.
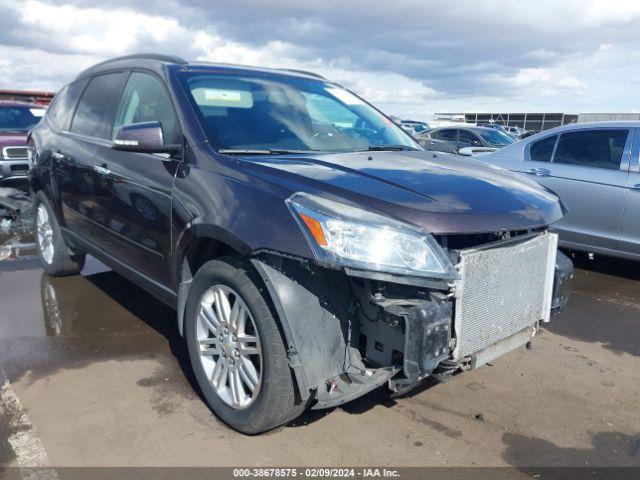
[29,54,572,434]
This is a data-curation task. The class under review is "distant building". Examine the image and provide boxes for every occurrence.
[0,89,55,105]
[434,113,578,131]
[577,113,640,122]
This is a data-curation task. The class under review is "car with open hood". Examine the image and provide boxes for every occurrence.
[28,54,572,434]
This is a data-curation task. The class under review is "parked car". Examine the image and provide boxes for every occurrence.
[519,130,541,139]
[400,120,430,135]
[477,122,507,131]
[29,54,572,434]
[457,146,500,157]
[503,125,525,138]
[480,121,640,260]
[417,126,515,154]
[0,101,46,184]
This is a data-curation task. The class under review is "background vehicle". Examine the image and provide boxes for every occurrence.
[503,125,525,138]
[400,120,431,135]
[477,122,508,132]
[417,125,515,154]
[481,121,640,260]
[0,101,46,184]
[29,54,571,434]
[519,130,541,139]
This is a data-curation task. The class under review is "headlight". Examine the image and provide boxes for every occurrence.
[286,192,454,278]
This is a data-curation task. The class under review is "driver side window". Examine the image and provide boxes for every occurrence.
[113,72,181,145]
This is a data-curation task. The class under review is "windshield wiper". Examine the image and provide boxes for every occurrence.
[364,145,421,152]
[218,149,315,155]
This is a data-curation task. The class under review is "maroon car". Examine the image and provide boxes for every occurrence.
[0,100,46,183]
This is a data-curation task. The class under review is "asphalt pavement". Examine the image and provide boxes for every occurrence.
[0,251,638,469]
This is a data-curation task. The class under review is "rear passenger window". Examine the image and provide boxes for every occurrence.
[46,80,87,131]
[432,129,456,141]
[528,135,557,162]
[113,72,181,145]
[553,129,628,170]
[71,72,126,139]
[458,130,479,144]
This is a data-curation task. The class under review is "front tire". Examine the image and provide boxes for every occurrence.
[33,192,85,276]
[185,257,306,434]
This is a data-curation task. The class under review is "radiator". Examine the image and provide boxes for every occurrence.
[453,232,558,360]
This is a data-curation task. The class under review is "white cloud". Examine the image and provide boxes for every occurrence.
[17,0,182,55]
[0,0,639,119]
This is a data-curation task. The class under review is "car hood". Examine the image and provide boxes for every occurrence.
[0,131,27,149]
[240,150,565,234]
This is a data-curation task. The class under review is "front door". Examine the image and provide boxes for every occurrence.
[516,128,632,250]
[92,71,182,286]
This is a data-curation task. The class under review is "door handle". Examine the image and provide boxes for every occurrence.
[527,168,550,177]
[631,184,640,191]
[93,165,111,175]
[51,152,65,161]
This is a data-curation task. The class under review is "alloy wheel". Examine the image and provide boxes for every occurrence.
[196,284,262,409]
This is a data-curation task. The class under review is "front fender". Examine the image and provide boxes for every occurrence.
[250,254,355,401]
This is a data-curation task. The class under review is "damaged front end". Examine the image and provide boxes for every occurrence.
[251,227,573,409]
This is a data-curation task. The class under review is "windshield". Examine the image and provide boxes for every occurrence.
[179,71,420,153]
[477,129,516,146]
[0,106,46,132]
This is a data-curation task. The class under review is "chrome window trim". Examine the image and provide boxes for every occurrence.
[61,130,113,147]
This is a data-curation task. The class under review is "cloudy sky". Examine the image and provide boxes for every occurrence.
[1,0,639,120]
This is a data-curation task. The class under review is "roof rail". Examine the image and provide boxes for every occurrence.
[91,53,188,68]
[278,68,326,80]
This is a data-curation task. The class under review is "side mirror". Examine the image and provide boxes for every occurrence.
[112,121,180,155]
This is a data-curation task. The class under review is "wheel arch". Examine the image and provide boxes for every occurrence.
[174,226,316,402]
[175,224,250,337]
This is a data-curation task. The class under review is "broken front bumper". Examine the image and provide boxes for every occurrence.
[252,233,573,409]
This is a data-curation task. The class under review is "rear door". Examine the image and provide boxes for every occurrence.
[58,72,127,242]
[516,128,632,250]
[425,128,457,153]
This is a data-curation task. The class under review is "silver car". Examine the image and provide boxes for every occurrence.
[481,121,640,260]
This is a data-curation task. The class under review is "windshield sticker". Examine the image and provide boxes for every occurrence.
[191,88,254,108]
[30,108,46,117]
[326,87,365,106]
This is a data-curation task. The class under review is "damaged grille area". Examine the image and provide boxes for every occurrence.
[435,229,539,252]
[453,232,558,360]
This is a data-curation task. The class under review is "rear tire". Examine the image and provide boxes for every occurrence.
[185,256,306,434]
[33,191,85,276]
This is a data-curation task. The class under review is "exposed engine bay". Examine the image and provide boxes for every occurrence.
[0,185,35,261]
[252,230,573,409]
